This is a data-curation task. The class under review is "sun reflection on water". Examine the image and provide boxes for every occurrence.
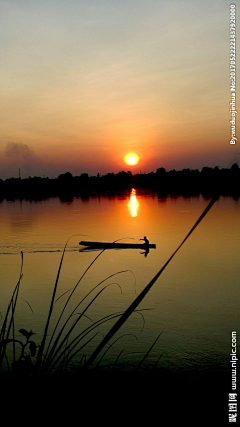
[128,188,139,217]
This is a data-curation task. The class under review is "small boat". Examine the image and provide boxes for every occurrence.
[79,241,156,249]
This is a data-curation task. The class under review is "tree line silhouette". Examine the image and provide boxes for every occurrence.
[0,164,239,201]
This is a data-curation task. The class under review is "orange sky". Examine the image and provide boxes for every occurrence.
[0,0,239,178]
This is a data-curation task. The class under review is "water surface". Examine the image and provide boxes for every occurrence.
[0,192,239,378]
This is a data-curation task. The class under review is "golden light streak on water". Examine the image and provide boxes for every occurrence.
[128,188,139,217]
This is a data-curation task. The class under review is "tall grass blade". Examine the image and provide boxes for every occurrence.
[47,309,146,373]
[43,269,130,369]
[43,248,107,363]
[0,252,23,370]
[95,334,138,368]
[44,282,123,372]
[84,195,218,369]
[136,332,162,370]
[35,240,68,371]
[36,234,85,371]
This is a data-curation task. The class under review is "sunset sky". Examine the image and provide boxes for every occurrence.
[0,0,239,179]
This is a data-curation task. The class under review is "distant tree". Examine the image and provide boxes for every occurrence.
[157,167,166,174]
[116,171,132,178]
[58,172,73,180]
[231,163,239,171]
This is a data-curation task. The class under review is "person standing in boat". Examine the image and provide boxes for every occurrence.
[140,236,149,257]
[140,236,149,245]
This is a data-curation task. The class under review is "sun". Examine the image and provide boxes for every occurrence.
[124,152,139,166]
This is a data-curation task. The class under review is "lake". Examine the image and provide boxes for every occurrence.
[0,191,239,383]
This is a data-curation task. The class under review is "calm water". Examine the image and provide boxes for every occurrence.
[0,191,239,379]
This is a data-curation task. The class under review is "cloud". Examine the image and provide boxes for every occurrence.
[5,142,38,161]
[1,142,44,178]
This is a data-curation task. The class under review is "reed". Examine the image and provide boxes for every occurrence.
[0,252,23,371]
[0,195,218,378]
[0,249,133,375]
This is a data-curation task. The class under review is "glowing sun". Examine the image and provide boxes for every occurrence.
[124,152,139,166]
